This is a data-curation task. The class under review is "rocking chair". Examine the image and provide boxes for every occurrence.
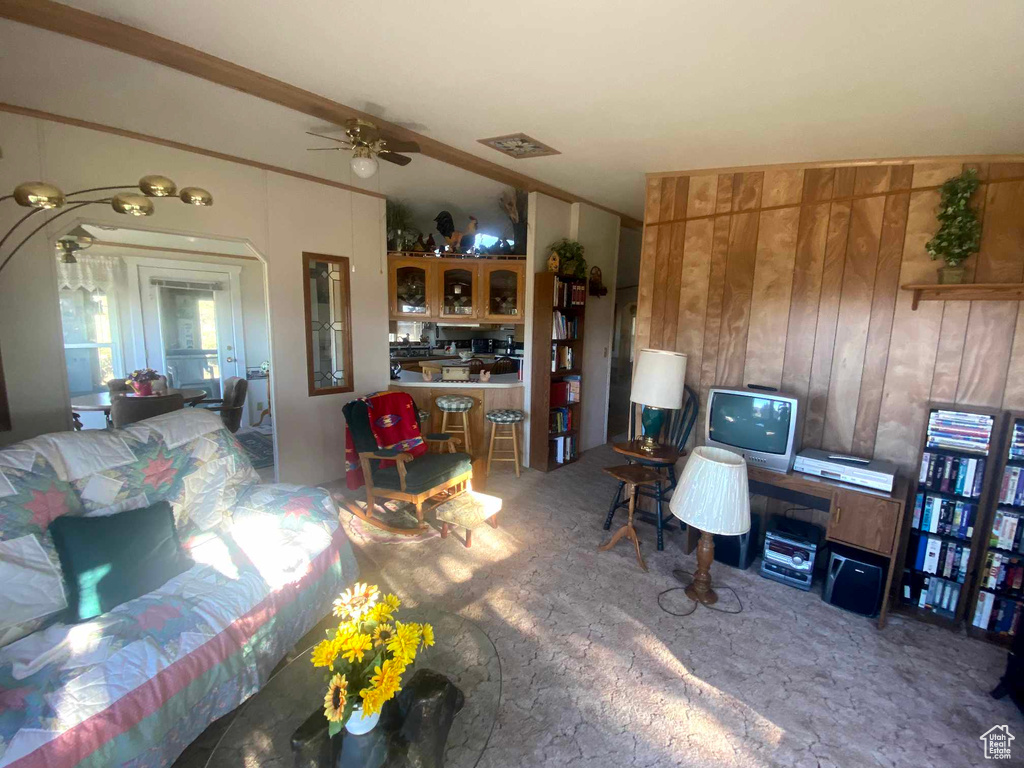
[342,393,473,535]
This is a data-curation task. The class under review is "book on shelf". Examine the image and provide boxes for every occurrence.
[972,591,1023,637]
[912,533,969,582]
[989,509,1024,553]
[981,550,1024,597]
[911,492,977,539]
[565,375,580,403]
[551,434,577,464]
[551,310,579,340]
[551,344,575,372]
[1011,420,1024,460]
[552,277,585,308]
[917,452,984,498]
[998,464,1024,505]
[550,381,569,408]
[925,410,993,454]
[902,570,961,614]
[550,407,572,433]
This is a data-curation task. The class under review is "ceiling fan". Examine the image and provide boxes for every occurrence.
[307,119,420,179]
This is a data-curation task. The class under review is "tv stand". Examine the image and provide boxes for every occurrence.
[683,464,908,629]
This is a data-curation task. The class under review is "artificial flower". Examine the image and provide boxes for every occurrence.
[370,658,404,700]
[323,673,348,722]
[382,593,401,611]
[333,582,380,620]
[420,622,435,650]
[359,685,386,717]
[341,632,373,663]
[387,621,421,666]
[311,638,341,668]
[372,623,395,649]
[366,602,394,624]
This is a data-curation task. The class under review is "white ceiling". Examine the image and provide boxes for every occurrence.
[7,1,1024,220]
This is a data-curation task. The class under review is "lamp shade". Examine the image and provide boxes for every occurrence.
[630,349,686,408]
[669,446,750,536]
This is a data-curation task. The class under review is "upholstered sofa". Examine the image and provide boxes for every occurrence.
[0,409,357,767]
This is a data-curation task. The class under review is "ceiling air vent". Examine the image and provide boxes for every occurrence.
[478,133,560,159]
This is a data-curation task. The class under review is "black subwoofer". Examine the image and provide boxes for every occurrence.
[713,512,761,570]
[823,544,886,617]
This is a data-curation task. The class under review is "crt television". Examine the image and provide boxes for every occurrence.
[705,387,801,473]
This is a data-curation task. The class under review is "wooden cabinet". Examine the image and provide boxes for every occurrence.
[437,263,479,321]
[387,255,525,323]
[828,488,900,555]
[388,258,435,319]
[481,263,526,323]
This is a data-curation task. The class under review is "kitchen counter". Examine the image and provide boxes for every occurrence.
[391,371,523,389]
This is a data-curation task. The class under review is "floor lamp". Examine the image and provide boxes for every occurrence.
[669,446,750,605]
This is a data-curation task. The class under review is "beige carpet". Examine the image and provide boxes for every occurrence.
[175,444,1018,767]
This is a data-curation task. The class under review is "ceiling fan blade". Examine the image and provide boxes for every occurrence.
[305,130,350,145]
[382,139,420,154]
[307,147,346,151]
[378,151,412,167]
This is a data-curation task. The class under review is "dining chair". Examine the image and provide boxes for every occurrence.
[110,393,185,429]
[489,357,519,375]
[196,376,248,433]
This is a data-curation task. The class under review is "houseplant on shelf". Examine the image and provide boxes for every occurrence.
[547,238,587,278]
[313,583,434,736]
[386,200,419,252]
[125,368,161,396]
[926,168,982,285]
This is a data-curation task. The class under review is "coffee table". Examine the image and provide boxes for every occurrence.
[205,608,500,768]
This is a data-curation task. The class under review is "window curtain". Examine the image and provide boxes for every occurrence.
[56,253,124,293]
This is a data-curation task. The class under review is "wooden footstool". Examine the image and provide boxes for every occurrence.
[435,490,501,548]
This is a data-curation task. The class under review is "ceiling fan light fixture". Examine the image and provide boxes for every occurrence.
[350,146,378,179]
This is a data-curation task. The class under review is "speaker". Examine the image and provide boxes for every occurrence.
[713,513,761,570]
[823,544,886,617]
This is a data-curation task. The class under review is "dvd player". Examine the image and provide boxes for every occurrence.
[793,448,897,492]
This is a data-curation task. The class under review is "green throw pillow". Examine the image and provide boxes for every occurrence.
[49,501,193,622]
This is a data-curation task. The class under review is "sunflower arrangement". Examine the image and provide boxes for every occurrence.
[313,583,434,734]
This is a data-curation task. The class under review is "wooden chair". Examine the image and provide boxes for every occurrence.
[110,393,185,428]
[465,357,486,374]
[489,356,519,375]
[196,376,248,432]
[342,394,472,534]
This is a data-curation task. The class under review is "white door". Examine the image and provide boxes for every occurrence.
[137,265,242,399]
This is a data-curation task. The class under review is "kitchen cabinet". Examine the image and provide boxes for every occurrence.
[481,263,526,323]
[388,258,436,319]
[387,255,525,323]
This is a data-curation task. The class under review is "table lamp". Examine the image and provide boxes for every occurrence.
[669,446,750,605]
[630,349,686,454]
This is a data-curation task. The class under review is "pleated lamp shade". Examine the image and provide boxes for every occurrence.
[669,446,751,536]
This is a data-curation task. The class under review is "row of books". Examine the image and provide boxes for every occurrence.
[998,465,1024,506]
[972,591,1021,637]
[911,533,970,581]
[926,409,993,454]
[549,377,580,408]
[991,510,1024,553]
[553,278,585,308]
[550,407,573,434]
[1011,421,1024,460]
[981,552,1024,596]
[911,493,977,541]
[551,345,575,372]
[551,310,579,340]
[552,434,577,464]
[917,452,985,498]
[902,571,962,615]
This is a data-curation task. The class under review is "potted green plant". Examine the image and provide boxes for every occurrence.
[385,200,419,252]
[547,238,587,278]
[926,169,982,285]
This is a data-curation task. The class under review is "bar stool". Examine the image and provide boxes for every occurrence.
[436,395,476,455]
[485,409,525,477]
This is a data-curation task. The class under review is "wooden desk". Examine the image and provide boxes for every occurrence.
[685,464,908,629]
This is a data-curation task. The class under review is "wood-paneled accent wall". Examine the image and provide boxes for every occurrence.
[636,159,1024,472]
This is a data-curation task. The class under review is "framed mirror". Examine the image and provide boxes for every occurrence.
[303,252,354,396]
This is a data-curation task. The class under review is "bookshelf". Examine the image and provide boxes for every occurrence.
[895,403,1004,628]
[968,410,1024,646]
[529,272,586,472]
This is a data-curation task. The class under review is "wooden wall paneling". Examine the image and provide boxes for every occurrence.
[658,178,678,224]
[822,195,886,453]
[675,218,714,390]
[781,202,831,400]
[686,175,716,219]
[660,223,687,349]
[912,162,963,189]
[644,178,662,224]
[1003,307,1024,410]
[988,163,1024,180]
[853,166,892,196]
[715,212,760,386]
[802,201,851,448]
[834,167,857,198]
[762,169,805,208]
[732,172,764,212]
[802,168,836,203]
[697,215,733,431]
[716,174,734,214]
[956,179,1024,406]
[872,189,946,469]
[633,225,659,355]
[851,189,911,455]
[648,225,673,349]
[744,207,800,389]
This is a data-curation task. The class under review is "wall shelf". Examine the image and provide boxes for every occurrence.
[901,283,1024,310]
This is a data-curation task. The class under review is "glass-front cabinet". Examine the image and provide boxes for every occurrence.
[389,258,435,319]
[482,263,526,323]
[438,264,478,320]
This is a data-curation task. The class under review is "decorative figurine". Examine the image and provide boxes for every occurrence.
[589,265,608,297]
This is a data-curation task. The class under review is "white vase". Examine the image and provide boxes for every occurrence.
[345,705,380,735]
